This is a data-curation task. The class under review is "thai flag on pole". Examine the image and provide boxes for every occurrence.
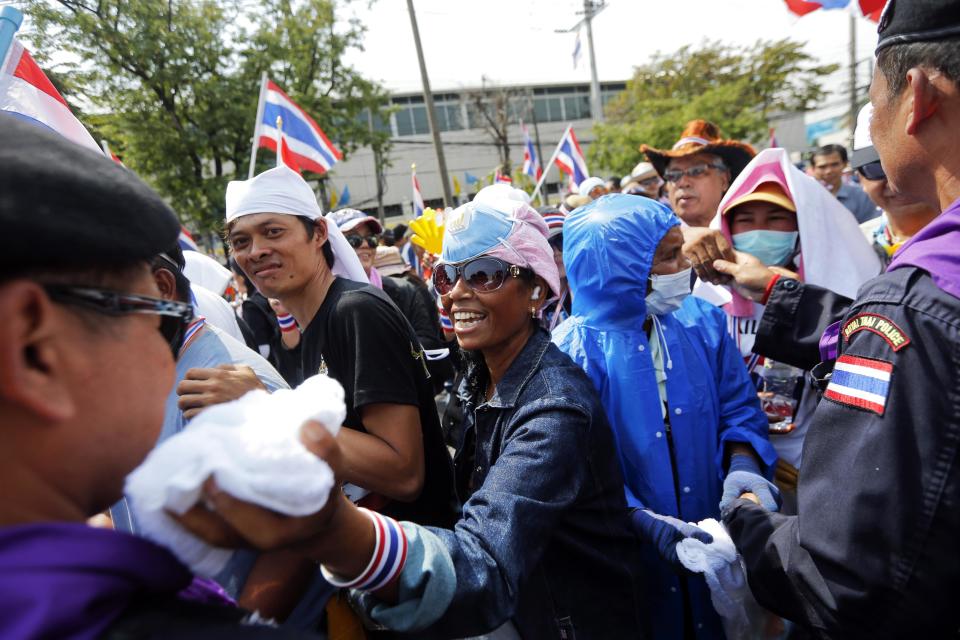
[256,78,341,174]
[0,38,100,153]
[521,121,542,180]
[554,126,589,187]
[412,164,425,216]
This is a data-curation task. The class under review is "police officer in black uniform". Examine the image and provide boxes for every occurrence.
[709,2,960,636]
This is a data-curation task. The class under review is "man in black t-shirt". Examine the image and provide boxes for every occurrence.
[217,166,457,528]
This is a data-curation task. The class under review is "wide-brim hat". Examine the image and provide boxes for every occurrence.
[374,245,409,277]
[641,120,756,182]
[621,161,659,188]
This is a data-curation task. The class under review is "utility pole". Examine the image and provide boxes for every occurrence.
[367,109,386,223]
[848,12,858,150]
[556,1,606,125]
[406,0,453,207]
[584,0,604,124]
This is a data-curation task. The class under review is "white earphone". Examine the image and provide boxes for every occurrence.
[531,286,542,300]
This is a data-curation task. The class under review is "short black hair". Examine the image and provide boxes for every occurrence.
[876,38,960,99]
[811,144,848,165]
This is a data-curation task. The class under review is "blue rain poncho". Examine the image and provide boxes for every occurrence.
[553,194,776,639]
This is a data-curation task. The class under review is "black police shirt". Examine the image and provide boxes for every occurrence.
[300,277,458,528]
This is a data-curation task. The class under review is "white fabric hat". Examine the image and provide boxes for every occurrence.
[475,183,532,205]
[578,176,606,197]
[851,103,880,170]
[226,166,323,222]
[183,251,233,295]
[224,166,367,283]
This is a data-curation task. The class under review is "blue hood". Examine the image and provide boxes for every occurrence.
[563,194,679,326]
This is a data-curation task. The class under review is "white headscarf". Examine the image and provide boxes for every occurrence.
[225,166,367,283]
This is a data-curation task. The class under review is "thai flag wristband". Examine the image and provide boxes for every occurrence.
[276,313,298,333]
[320,508,408,592]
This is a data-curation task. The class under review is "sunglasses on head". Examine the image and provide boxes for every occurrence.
[432,256,529,296]
[856,160,885,181]
[44,285,195,358]
[346,234,379,249]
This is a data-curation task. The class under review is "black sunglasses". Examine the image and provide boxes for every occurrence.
[346,234,380,249]
[432,256,529,296]
[856,160,885,181]
[44,285,195,358]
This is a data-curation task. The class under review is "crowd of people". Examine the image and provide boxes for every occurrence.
[1,1,959,638]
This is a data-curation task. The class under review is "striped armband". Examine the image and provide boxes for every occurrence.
[320,508,408,592]
[276,313,298,333]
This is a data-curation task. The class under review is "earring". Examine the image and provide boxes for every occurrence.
[530,306,537,319]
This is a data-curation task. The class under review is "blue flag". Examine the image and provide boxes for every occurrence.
[465,172,479,185]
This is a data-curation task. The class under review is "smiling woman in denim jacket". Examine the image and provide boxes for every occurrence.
[179,192,649,638]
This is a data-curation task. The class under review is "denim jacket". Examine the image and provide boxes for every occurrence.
[363,329,647,639]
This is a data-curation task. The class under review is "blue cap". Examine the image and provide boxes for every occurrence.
[441,201,516,264]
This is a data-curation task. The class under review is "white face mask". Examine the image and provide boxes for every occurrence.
[645,267,692,316]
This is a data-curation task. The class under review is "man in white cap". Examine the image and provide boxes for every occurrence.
[202,166,457,529]
[186,165,458,619]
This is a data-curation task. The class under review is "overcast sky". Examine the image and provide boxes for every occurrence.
[342,0,881,116]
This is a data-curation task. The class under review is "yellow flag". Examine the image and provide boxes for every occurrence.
[452,174,462,197]
[329,184,339,210]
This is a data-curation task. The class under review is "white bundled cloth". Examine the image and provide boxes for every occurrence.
[676,518,765,640]
[125,374,346,577]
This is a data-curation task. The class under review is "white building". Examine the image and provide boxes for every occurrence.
[324,80,628,222]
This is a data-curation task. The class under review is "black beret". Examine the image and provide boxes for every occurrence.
[876,0,960,53]
[0,114,180,273]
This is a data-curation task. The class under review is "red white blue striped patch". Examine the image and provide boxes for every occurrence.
[824,354,893,416]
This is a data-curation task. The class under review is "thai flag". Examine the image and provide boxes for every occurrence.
[824,354,892,416]
[256,79,342,174]
[1,38,100,152]
[494,167,512,184]
[412,164,425,216]
[521,122,542,180]
[555,126,589,187]
[178,227,199,252]
[784,0,887,21]
[541,210,566,233]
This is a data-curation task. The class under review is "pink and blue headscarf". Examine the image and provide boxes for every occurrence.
[441,196,561,300]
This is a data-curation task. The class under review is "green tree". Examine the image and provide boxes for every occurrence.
[24,0,391,233]
[589,39,837,175]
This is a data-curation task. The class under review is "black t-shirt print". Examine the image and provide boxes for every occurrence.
[300,277,458,528]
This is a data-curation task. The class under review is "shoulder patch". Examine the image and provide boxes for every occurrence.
[824,354,892,416]
[842,313,910,351]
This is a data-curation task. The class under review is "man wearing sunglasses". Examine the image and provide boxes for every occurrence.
[852,104,939,268]
[0,116,315,637]
[643,119,756,229]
